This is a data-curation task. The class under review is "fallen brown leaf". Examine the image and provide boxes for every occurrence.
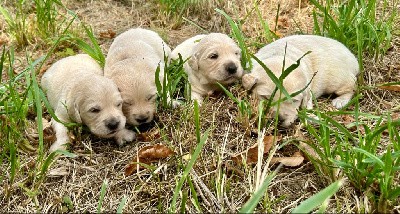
[270,151,304,167]
[136,129,161,142]
[99,29,116,39]
[342,115,355,124]
[378,85,400,92]
[231,135,281,165]
[125,144,175,176]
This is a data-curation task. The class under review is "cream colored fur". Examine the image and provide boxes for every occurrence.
[104,28,172,126]
[242,35,359,127]
[41,54,135,153]
[171,33,244,104]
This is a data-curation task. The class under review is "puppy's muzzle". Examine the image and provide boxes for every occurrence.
[135,114,150,124]
[225,62,238,74]
[105,117,120,131]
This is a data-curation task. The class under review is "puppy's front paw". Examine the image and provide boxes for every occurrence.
[115,129,136,146]
[242,74,258,90]
[49,140,69,153]
[332,96,351,109]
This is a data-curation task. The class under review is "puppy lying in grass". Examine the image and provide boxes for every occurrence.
[171,33,244,104]
[104,28,172,126]
[41,54,135,153]
[242,35,359,127]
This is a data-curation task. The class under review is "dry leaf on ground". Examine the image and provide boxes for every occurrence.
[125,144,175,176]
[99,29,116,39]
[270,151,304,167]
[136,129,161,142]
[231,135,281,165]
[378,85,400,92]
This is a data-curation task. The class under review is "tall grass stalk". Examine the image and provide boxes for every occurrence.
[170,100,210,213]
[215,8,252,70]
[34,0,63,39]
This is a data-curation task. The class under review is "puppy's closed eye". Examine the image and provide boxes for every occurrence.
[89,106,101,113]
[209,53,218,59]
[147,94,157,101]
[116,101,122,107]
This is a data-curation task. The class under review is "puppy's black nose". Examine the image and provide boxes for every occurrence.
[225,62,237,74]
[106,118,120,130]
[136,115,149,124]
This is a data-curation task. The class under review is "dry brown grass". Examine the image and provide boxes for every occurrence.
[1,0,399,212]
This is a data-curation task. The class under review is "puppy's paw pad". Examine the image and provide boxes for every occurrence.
[115,129,136,146]
[332,97,351,109]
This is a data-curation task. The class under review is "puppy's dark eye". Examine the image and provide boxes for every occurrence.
[147,94,157,101]
[117,101,122,107]
[89,107,101,113]
[235,51,240,55]
[209,53,218,59]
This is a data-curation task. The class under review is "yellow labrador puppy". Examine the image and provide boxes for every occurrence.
[41,54,135,153]
[104,28,171,126]
[242,35,359,127]
[171,33,244,104]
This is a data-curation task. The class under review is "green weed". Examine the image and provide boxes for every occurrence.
[155,53,189,109]
[33,0,63,39]
[0,1,32,47]
[298,95,400,212]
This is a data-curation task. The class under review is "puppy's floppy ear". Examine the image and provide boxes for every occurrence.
[66,96,82,123]
[188,54,199,72]
[242,74,258,90]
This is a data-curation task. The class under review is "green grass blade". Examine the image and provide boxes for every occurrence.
[239,167,280,213]
[97,179,108,214]
[353,147,385,168]
[215,8,250,70]
[251,54,291,101]
[117,196,127,214]
[291,179,343,213]
[170,100,209,213]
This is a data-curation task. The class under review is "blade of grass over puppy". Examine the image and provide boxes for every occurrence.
[251,54,291,102]
[170,100,210,213]
[215,8,251,70]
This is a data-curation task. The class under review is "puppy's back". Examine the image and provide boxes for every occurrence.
[254,35,359,97]
[106,28,171,66]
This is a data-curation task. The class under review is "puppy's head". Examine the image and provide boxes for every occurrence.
[69,76,126,138]
[245,62,311,127]
[111,61,159,126]
[189,33,244,85]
